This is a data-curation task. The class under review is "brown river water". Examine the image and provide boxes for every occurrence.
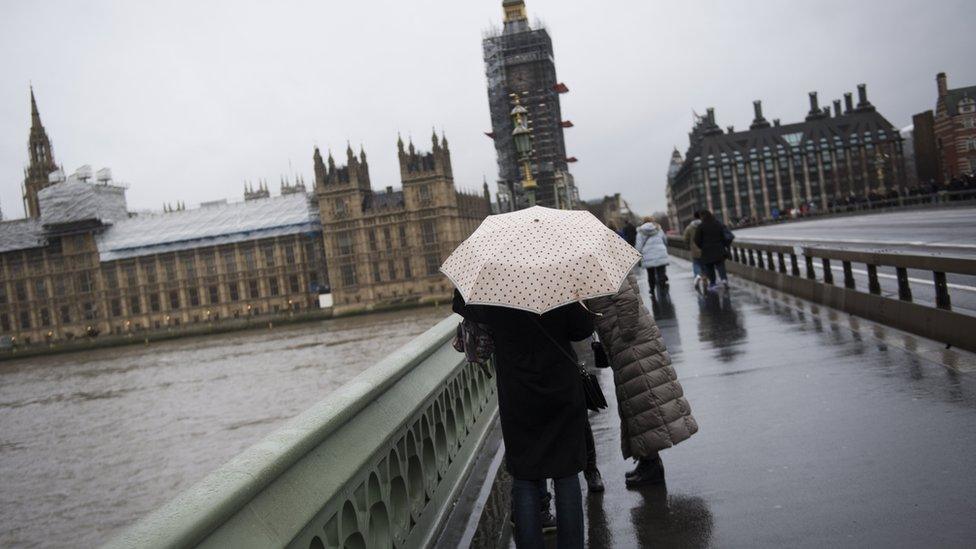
[0,306,451,548]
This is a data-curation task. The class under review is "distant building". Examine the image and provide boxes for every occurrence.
[899,125,919,189]
[22,87,59,218]
[1,91,488,347]
[666,148,683,230]
[313,132,490,313]
[1,164,328,346]
[912,72,976,183]
[912,111,940,185]
[667,84,907,228]
[483,0,579,210]
[584,193,638,229]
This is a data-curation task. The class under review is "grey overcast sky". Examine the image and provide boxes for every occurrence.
[1,0,974,220]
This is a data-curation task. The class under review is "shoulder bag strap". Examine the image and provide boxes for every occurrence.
[528,314,586,373]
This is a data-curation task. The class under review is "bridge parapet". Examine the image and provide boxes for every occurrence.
[104,315,498,549]
[667,235,976,352]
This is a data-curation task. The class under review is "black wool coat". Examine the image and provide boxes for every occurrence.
[694,220,728,264]
[453,291,594,480]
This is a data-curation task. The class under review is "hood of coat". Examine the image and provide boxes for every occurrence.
[687,219,701,229]
[637,222,660,236]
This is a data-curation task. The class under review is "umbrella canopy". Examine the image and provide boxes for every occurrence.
[441,206,642,314]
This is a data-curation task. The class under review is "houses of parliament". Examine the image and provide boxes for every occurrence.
[0,89,490,347]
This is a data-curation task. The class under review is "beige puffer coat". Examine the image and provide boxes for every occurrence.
[588,274,698,459]
[683,219,702,259]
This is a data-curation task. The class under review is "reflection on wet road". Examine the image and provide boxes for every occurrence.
[0,306,449,548]
[581,260,976,548]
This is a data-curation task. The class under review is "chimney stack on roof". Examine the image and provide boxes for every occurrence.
[773,119,781,127]
[833,99,842,117]
[750,100,771,129]
[806,91,828,120]
[937,72,948,97]
[844,92,854,113]
[856,83,874,111]
[702,107,723,136]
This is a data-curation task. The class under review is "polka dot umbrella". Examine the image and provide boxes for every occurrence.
[440,206,642,314]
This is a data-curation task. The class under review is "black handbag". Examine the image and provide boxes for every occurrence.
[530,317,608,412]
[591,338,609,369]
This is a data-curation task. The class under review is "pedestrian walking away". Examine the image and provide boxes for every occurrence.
[634,216,669,297]
[693,209,732,291]
[622,220,637,247]
[682,211,705,293]
[587,273,698,488]
[442,206,641,549]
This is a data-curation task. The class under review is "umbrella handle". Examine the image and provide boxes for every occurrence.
[578,300,604,316]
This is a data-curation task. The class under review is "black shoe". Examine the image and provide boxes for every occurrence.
[541,507,557,534]
[625,460,640,479]
[625,457,665,488]
[584,468,605,493]
[509,509,557,534]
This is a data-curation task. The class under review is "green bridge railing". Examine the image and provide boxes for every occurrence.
[104,315,498,549]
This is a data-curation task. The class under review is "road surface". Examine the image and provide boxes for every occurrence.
[735,206,976,257]
[735,207,976,315]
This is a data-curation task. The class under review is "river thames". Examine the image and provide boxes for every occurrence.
[0,306,451,548]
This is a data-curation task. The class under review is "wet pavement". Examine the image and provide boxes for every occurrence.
[558,259,976,548]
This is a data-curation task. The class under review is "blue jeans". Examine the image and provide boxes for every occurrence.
[703,260,728,284]
[692,259,702,277]
[511,475,583,548]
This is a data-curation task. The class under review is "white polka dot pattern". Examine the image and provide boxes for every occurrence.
[440,206,642,314]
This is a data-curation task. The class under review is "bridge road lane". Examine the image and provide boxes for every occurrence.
[734,207,976,316]
[734,207,976,257]
[571,260,976,548]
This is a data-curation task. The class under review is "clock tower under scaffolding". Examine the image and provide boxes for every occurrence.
[483,0,579,211]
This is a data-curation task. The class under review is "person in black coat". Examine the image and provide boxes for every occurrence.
[622,221,638,247]
[693,210,731,288]
[453,291,593,549]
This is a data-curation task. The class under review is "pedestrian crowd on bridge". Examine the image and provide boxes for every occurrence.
[443,207,700,548]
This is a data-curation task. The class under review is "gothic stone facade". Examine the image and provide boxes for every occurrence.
[2,90,322,346]
[315,132,490,313]
[22,88,58,218]
[1,91,489,347]
[483,0,579,210]
[0,223,327,346]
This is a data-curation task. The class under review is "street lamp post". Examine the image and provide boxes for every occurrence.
[510,94,537,208]
[875,149,890,196]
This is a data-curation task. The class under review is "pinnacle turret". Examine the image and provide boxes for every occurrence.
[23,86,58,218]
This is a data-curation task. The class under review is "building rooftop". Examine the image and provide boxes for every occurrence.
[695,109,899,160]
[945,85,976,116]
[364,188,404,211]
[37,178,129,229]
[96,193,320,262]
[0,218,46,254]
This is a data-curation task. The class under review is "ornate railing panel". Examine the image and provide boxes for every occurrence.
[104,314,498,549]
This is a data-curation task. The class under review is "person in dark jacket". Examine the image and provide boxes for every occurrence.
[693,210,730,289]
[622,221,637,247]
[453,291,593,549]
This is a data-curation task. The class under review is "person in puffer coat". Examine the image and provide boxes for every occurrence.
[634,216,669,297]
[587,273,698,487]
